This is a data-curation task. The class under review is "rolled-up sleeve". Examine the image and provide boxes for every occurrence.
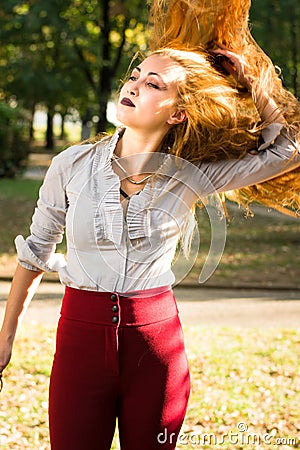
[15,153,69,272]
[197,124,300,196]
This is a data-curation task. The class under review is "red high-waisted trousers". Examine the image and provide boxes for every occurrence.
[49,286,190,450]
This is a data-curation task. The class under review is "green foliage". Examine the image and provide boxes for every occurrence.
[0,0,150,136]
[0,102,30,177]
[250,0,300,97]
[1,0,298,149]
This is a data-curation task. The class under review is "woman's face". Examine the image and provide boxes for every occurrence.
[116,54,186,133]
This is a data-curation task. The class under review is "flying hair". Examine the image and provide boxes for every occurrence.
[147,0,300,216]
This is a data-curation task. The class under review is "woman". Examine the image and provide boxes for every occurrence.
[1,4,300,450]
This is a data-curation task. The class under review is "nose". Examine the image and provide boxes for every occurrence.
[127,79,139,96]
[127,87,137,96]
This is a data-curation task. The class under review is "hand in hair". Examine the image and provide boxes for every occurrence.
[211,43,254,91]
[212,44,286,125]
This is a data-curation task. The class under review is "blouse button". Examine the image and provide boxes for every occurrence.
[112,316,119,324]
[112,305,119,313]
[111,293,117,302]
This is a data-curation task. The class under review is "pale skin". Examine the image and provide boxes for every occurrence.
[0,48,285,376]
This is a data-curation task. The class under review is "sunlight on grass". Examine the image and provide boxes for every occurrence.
[181,326,300,449]
[0,324,299,449]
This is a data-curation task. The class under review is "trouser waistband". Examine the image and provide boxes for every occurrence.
[61,286,178,327]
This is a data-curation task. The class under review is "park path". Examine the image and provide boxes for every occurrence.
[1,281,300,328]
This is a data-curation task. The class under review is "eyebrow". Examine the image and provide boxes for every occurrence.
[134,66,167,87]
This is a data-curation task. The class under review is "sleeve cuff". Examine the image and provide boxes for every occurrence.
[17,259,42,272]
[258,123,284,151]
[15,235,67,273]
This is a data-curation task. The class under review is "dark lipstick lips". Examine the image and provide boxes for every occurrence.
[121,97,135,107]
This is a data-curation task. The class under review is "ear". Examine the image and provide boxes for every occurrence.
[167,109,187,125]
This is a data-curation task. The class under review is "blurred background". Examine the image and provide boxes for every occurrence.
[0,5,300,448]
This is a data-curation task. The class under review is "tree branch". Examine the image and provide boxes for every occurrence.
[73,42,97,92]
[112,17,130,78]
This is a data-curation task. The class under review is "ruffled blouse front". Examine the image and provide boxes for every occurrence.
[15,125,300,293]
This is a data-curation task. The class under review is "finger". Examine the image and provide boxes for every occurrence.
[211,45,245,61]
[210,48,231,57]
[221,60,237,76]
[211,49,241,67]
[213,41,234,52]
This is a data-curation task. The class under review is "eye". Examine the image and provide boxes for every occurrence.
[129,75,138,81]
[146,82,160,89]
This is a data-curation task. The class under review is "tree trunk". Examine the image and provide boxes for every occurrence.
[60,113,66,141]
[29,103,36,142]
[96,0,111,133]
[81,107,93,140]
[46,108,54,150]
[97,96,110,133]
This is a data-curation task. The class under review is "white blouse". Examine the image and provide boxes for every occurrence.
[15,125,300,293]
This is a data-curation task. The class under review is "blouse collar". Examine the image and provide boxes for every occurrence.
[92,127,179,245]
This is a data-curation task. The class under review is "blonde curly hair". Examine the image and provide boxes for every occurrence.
[148,0,300,216]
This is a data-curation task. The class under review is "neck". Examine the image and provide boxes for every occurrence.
[115,127,169,158]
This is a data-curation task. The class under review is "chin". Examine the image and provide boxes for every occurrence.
[116,112,135,128]
[115,113,125,126]
[116,109,128,125]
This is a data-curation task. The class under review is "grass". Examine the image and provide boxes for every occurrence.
[0,324,299,449]
[0,179,45,280]
[0,179,42,201]
[183,326,300,449]
[189,205,300,288]
[1,177,299,287]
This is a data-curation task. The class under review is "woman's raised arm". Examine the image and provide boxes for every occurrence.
[212,45,286,125]
[196,46,300,196]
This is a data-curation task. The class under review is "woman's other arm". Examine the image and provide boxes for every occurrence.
[0,265,43,373]
[0,145,77,374]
